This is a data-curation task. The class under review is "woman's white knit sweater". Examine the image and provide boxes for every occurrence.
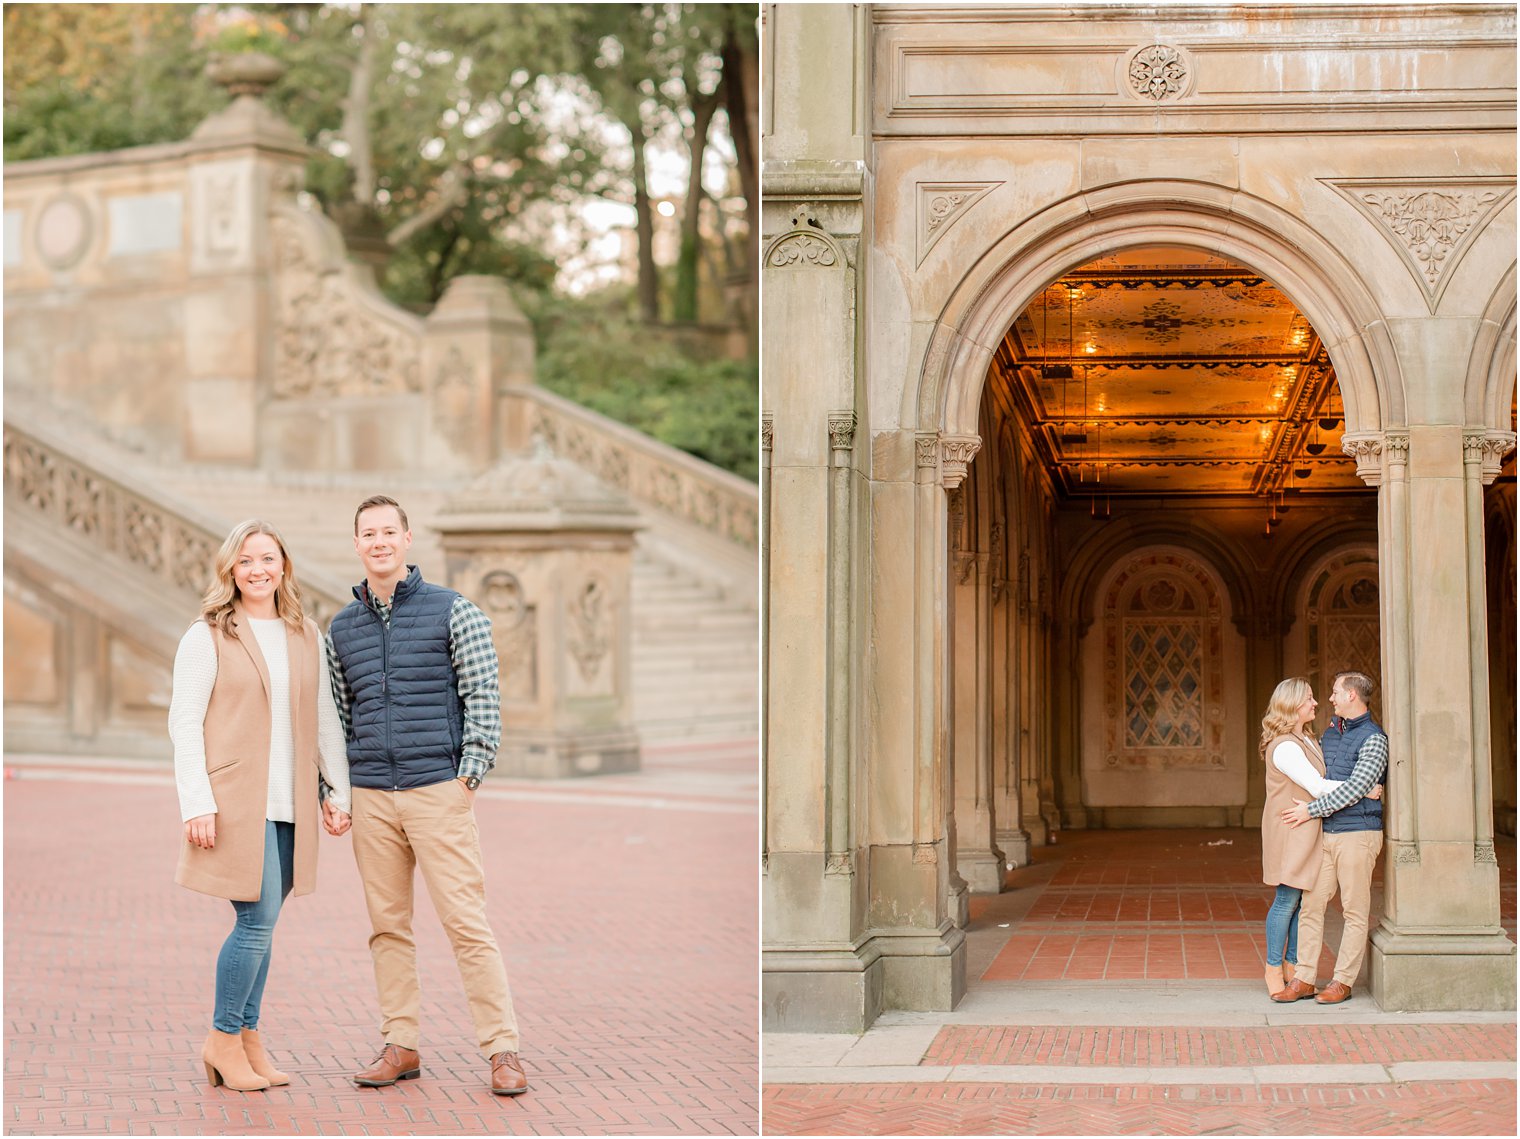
[169,618,352,822]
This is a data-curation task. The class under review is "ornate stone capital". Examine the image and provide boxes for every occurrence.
[1475,841,1498,865]
[912,842,938,865]
[915,433,940,471]
[940,435,981,490]
[1393,840,1421,865]
[1341,430,1409,487]
[761,413,774,453]
[1464,429,1516,485]
[827,411,857,452]
[824,852,854,877]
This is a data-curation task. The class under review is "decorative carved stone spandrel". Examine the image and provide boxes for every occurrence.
[1325,179,1515,310]
[764,229,844,270]
[916,183,1001,265]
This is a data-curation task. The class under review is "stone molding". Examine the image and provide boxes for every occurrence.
[1324,178,1516,312]
[916,182,1001,265]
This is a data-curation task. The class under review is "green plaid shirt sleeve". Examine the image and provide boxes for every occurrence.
[450,597,501,781]
[1307,733,1389,818]
[325,632,353,740]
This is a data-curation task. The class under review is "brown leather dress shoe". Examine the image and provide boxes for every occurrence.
[1315,980,1353,1004]
[354,1043,421,1087]
[490,1051,529,1096]
[1270,978,1318,1002]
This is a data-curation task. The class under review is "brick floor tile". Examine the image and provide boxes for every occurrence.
[5,769,759,1135]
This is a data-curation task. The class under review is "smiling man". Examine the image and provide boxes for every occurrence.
[324,495,527,1096]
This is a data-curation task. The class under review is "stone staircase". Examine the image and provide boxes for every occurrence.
[4,397,757,749]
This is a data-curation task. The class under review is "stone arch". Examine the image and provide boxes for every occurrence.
[1465,261,1518,432]
[914,180,1401,441]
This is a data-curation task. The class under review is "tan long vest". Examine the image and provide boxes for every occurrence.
[1261,732,1326,890]
[175,607,322,902]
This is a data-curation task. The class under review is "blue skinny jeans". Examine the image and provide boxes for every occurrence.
[1264,883,1302,968]
[212,820,294,1034]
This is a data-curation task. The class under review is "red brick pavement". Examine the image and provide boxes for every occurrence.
[761,1080,1519,1136]
[921,1024,1517,1066]
[4,764,758,1135]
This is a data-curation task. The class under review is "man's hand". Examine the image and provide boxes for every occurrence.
[1280,800,1312,829]
[321,798,352,836]
[185,813,216,849]
[1367,784,1384,801]
[458,776,476,803]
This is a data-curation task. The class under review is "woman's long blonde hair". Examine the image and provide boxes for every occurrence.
[1259,676,1315,756]
[201,519,306,639]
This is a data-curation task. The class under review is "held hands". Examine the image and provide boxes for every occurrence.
[1367,784,1384,801]
[321,798,352,837]
[1280,800,1312,829]
[185,813,217,849]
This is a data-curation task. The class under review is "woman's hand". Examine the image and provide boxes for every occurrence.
[321,799,352,837]
[1367,784,1384,801]
[185,813,217,849]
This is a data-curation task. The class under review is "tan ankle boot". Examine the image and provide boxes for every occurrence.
[202,1029,270,1092]
[240,1028,290,1086]
[1264,965,1286,996]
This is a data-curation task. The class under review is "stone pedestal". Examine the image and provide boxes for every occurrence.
[436,444,641,778]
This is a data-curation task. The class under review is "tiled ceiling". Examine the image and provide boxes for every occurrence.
[989,247,1365,503]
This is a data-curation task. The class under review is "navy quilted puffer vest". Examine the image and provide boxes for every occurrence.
[1321,710,1385,834]
[331,566,462,790]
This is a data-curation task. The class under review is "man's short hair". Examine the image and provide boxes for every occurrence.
[1335,671,1375,705]
[354,495,408,534]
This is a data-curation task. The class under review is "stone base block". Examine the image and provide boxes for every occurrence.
[874,926,967,1013]
[957,849,1007,894]
[999,829,1032,868]
[1369,927,1517,1011]
[496,727,640,778]
[762,947,883,1033]
[1023,812,1049,846]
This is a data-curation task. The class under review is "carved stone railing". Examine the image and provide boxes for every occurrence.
[526,387,758,552]
[2,415,348,626]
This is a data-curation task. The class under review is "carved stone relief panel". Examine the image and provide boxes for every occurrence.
[479,569,538,703]
[566,574,615,697]
[1101,551,1226,769]
[270,216,421,398]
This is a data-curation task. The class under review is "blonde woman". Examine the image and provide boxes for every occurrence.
[169,520,352,1091]
[1258,676,1379,997]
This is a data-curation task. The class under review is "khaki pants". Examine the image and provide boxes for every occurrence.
[351,780,519,1056]
[1294,829,1383,989]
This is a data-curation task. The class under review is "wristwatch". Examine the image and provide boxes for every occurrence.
[463,775,482,791]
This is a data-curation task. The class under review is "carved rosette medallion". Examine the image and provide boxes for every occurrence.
[940,435,981,489]
[1324,179,1515,311]
[916,182,1001,265]
[1124,44,1193,102]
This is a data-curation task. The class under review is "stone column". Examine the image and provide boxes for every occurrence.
[1346,429,1517,1010]
[1240,612,1287,826]
[760,2,878,1032]
[434,445,641,778]
[183,53,309,464]
[422,275,536,473]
